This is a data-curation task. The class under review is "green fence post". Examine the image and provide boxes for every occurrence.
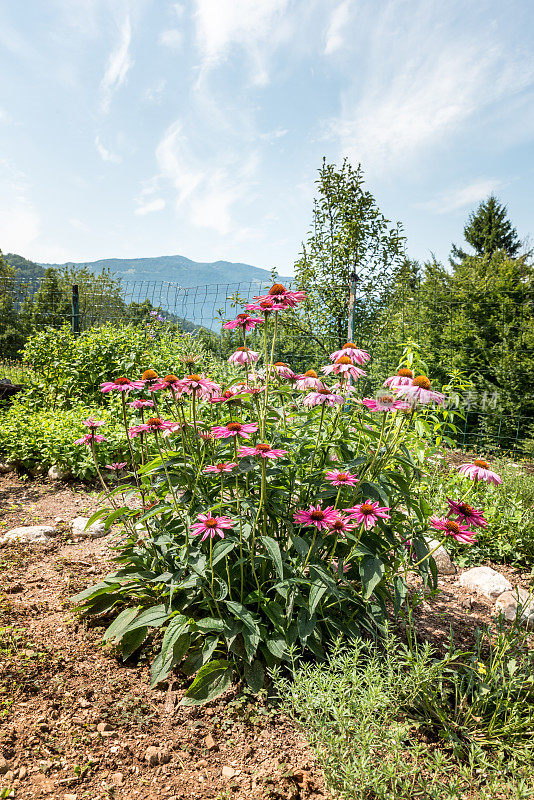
[72,284,80,336]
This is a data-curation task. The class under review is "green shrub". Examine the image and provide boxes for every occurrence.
[277,626,534,800]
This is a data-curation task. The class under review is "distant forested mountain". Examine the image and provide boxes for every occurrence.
[4,253,45,282]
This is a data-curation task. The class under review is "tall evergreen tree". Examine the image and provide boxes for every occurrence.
[451,195,521,266]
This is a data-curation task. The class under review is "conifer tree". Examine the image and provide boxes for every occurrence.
[451,195,521,266]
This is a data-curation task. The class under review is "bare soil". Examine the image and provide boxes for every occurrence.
[0,474,531,800]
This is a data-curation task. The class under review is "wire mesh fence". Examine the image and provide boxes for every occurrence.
[0,273,532,457]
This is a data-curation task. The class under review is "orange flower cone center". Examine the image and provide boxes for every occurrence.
[342,342,357,349]
[336,356,352,365]
[274,361,289,367]
[360,503,375,514]
[236,346,248,352]
[255,443,271,452]
[236,313,250,319]
[142,369,158,380]
[164,374,179,383]
[304,370,318,378]
[226,423,242,432]
[397,368,414,378]
[474,459,489,469]
[310,510,325,521]
[115,377,130,385]
[268,283,287,296]
[147,417,162,426]
[187,374,201,382]
[412,375,431,390]
[458,503,473,514]
[445,520,461,534]
[204,518,218,528]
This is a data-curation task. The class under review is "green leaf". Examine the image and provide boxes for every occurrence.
[225,601,260,635]
[160,615,189,663]
[72,579,121,606]
[244,660,265,693]
[242,625,260,662]
[121,626,148,660]
[266,635,286,660]
[181,660,233,706]
[122,604,170,633]
[212,539,236,566]
[360,556,385,600]
[297,608,316,643]
[309,581,327,616]
[196,618,226,634]
[103,607,139,642]
[260,536,284,580]
[393,575,408,615]
[150,632,191,687]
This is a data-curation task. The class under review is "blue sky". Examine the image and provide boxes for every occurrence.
[0,0,533,275]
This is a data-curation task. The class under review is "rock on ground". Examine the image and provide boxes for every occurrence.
[0,525,55,545]
[459,566,512,601]
[71,516,107,539]
[48,464,70,480]
[425,537,456,575]
[495,588,534,626]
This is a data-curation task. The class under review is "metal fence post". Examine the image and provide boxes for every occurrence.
[72,284,80,336]
[347,269,358,344]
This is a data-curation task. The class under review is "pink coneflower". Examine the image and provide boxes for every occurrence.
[238,443,288,459]
[105,462,128,471]
[223,312,264,331]
[430,516,476,544]
[384,368,414,389]
[74,433,106,445]
[100,377,144,393]
[322,356,367,381]
[325,469,358,487]
[295,370,323,390]
[228,347,259,365]
[141,369,159,383]
[457,459,502,485]
[211,421,259,439]
[293,504,338,531]
[209,389,243,404]
[179,353,201,369]
[245,298,286,313]
[446,499,488,528]
[128,417,175,437]
[329,343,371,365]
[190,513,234,541]
[203,462,238,473]
[178,374,221,398]
[252,283,306,310]
[332,381,358,396]
[150,374,182,393]
[82,417,106,428]
[395,375,445,406]
[345,501,391,530]
[331,558,352,573]
[199,431,214,442]
[129,399,155,410]
[303,387,344,407]
[361,394,405,412]
[328,515,356,537]
[273,362,296,379]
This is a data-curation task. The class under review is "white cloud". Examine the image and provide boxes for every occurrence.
[95,136,122,163]
[324,0,351,56]
[425,179,502,214]
[99,13,133,113]
[135,197,166,215]
[144,78,167,104]
[326,2,534,172]
[193,0,289,83]
[159,28,183,49]
[155,120,259,235]
[0,160,41,254]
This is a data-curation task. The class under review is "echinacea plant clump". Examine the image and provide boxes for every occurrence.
[73,283,502,705]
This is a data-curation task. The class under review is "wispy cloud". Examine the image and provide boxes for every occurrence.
[324,0,351,56]
[424,179,502,214]
[99,12,133,113]
[159,28,183,49]
[325,1,534,172]
[0,159,41,254]
[135,197,166,215]
[95,135,122,163]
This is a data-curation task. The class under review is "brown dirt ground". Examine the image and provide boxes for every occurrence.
[0,473,532,800]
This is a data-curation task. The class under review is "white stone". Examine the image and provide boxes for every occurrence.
[48,465,69,480]
[0,462,12,474]
[71,516,107,539]
[495,588,534,627]
[425,537,456,575]
[29,464,47,477]
[459,566,512,601]
[0,525,55,545]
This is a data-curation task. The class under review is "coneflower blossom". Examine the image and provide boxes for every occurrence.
[430,516,476,544]
[179,353,201,368]
[303,387,344,407]
[190,513,234,541]
[293,504,338,531]
[345,501,391,530]
[178,374,221,398]
[149,374,182,393]
[100,377,144,393]
[361,394,405,412]
[74,433,106,445]
[273,362,296,379]
[211,421,259,439]
[223,312,264,331]
[105,462,128,471]
[328,515,356,536]
[128,417,175,437]
[330,558,352,573]
[384,368,414,389]
[295,370,323,390]
[395,375,445,406]
[209,389,243,404]
[141,369,159,383]
[457,460,502,485]
[325,469,358,487]
[245,298,285,313]
[329,343,371,365]
[252,283,306,310]
[238,443,288,459]
[199,431,214,442]
[81,417,106,428]
[446,499,488,528]
[322,356,366,381]
[228,347,259,365]
[129,399,155,410]
[203,462,237,473]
